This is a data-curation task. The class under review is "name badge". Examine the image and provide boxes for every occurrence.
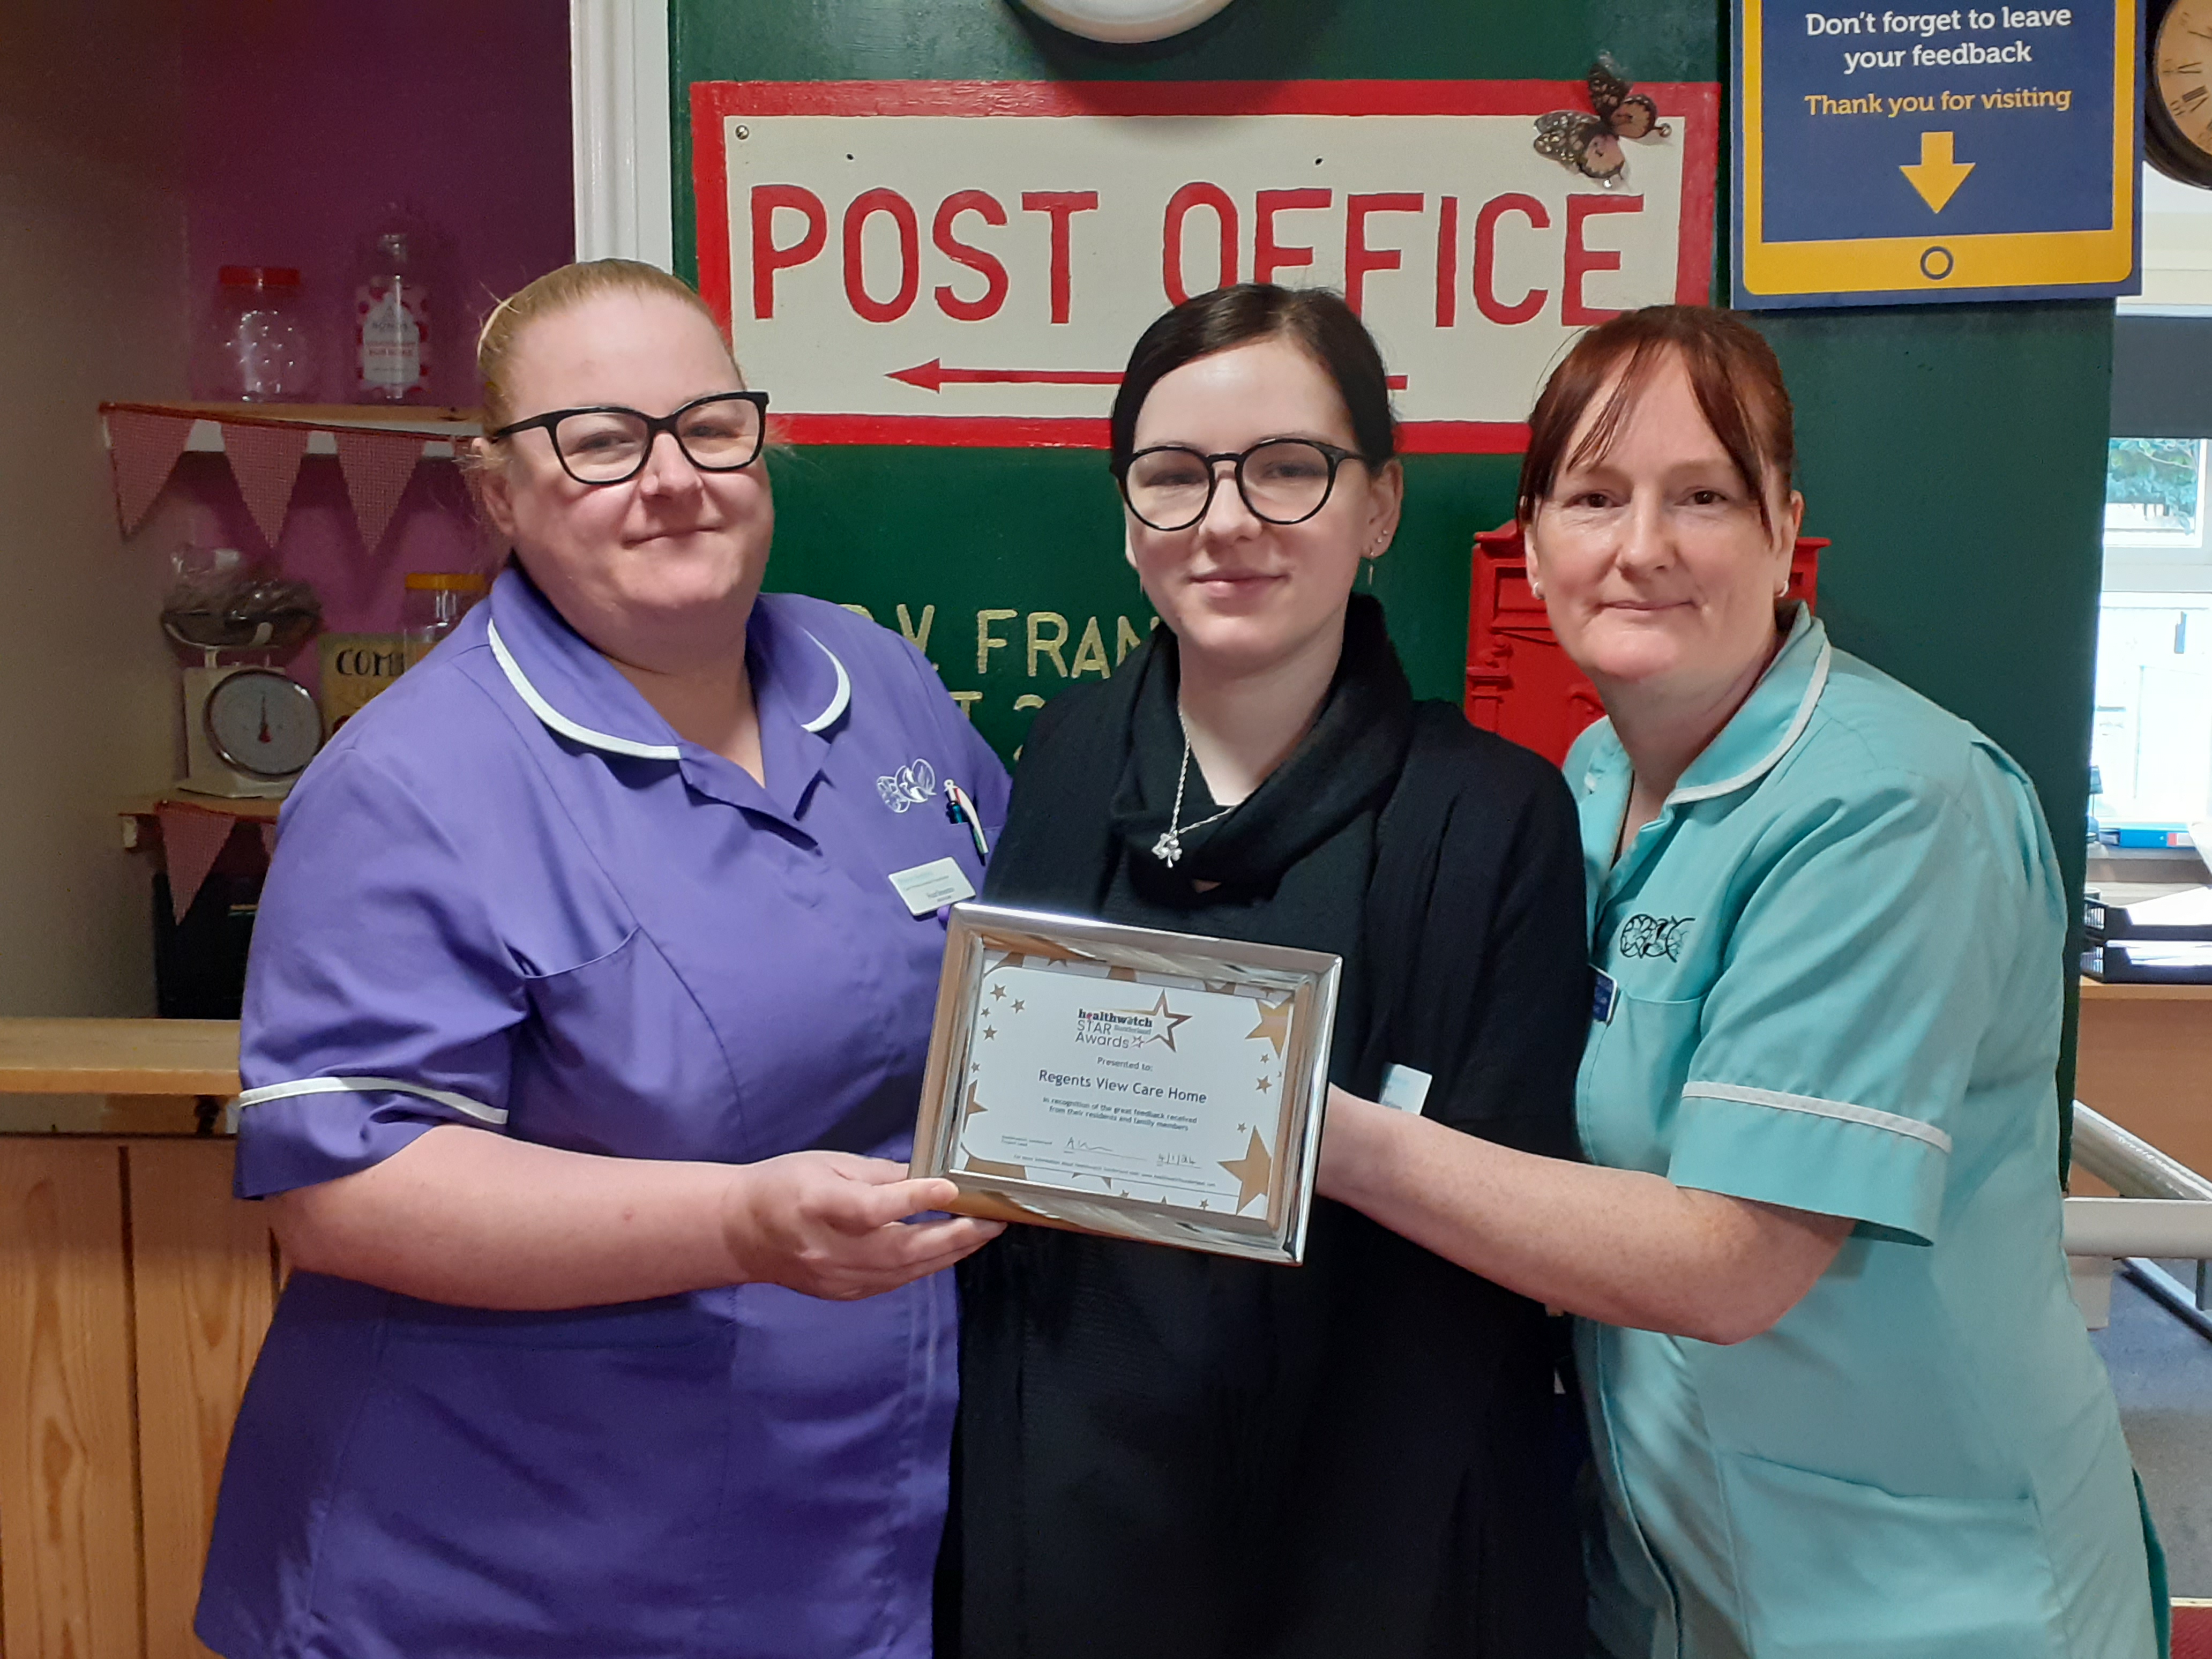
[888,857,976,917]
[1592,970,1619,1025]
[1378,1064,1433,1115]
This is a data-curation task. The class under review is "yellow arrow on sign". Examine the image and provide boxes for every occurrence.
[1900,131,1975,213]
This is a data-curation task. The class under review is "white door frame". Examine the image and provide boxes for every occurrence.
[570,0,674,269]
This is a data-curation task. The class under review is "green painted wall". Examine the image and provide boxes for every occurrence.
[672,0,2108,1099]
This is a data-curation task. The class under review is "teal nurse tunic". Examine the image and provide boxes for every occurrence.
[1568,605,2157,1659]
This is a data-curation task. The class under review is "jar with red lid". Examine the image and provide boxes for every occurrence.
[195,265,318,401]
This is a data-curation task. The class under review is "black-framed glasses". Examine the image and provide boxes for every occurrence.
[489,390,770,485]
[1116,438,1368,533]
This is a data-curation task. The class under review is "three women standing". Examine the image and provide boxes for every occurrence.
[202,259,2154,1659]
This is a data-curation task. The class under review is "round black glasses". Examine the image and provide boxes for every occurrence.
[1116,438,1368,532]
[490,390,770,485]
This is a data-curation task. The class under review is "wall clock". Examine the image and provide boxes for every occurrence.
[1013,0,1235,43]
[2150,0,2212,187]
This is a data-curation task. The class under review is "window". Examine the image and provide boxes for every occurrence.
[2105,438,2205,549]
[2098,439,2212,831]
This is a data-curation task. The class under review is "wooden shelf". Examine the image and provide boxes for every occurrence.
[0,1019,239,1097]
[101,398,481,460]
[2080,980,2212,1002]
[120,793,283,824]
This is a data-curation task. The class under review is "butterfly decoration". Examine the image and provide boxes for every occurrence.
[877,757,938,813]
[1533,55,1673,186]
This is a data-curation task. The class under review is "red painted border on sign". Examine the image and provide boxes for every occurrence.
[693,79,1721,452]
[772,413,1531,453]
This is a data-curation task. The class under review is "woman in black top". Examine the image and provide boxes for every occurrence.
[946,285,1587,1658]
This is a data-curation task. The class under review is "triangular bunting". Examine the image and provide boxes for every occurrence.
[258,821,278,860]
[222,421,311,549]
[105,408,196,534]
[332,428,425,552]
[158,806,239,924]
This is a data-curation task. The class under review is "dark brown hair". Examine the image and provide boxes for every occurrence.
[1109,283,1396,475]
[1516,305,1795,532]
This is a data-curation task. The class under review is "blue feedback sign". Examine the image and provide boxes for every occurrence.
[1735,0,2140,304]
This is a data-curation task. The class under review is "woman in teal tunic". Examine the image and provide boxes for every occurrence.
[1317,305,2162,1659]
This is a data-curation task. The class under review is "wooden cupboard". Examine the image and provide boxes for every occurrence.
[0,1019,257,1659]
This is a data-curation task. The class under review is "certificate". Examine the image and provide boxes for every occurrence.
[913,902,1341,1264]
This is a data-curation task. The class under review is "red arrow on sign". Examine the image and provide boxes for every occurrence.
[890,360,1122,392]
[888,360,1409,393]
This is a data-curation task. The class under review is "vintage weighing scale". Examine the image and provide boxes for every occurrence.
[162,554,324,799]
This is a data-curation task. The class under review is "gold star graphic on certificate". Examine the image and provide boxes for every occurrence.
[982,1025,998,1041]
[1254,1075,1273,1094]
[1219,1130,1273,1214]
[1011,999,1025,1013]
[962,1082,987,1121]
[963,1153,1028,1180]
[1105,989,1194,1051]
[1246,997,1292,1057]
[1108,965,1138,982]
[1139,990,1192,1050]
[990,984,1006,1001]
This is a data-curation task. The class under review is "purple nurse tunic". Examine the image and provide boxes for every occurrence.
[195,567,1007,1659]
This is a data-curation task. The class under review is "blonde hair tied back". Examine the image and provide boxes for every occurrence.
[473,259,733,442]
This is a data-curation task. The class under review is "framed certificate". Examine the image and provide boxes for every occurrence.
[913,902,1341,1265]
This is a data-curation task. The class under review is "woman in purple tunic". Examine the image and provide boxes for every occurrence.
[195,260,1007,1659]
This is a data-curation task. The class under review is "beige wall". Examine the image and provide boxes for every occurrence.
[0,0,189,1014]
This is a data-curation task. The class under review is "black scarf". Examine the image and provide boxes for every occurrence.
[1105,594,1414,901]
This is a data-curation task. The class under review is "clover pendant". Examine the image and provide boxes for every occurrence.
[1152,829,1184,867]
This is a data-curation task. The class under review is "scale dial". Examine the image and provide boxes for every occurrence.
[2152,0,2212,188]
[204,668,320,780]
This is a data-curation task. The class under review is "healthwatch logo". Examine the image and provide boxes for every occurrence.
[1074,991,1193,1052]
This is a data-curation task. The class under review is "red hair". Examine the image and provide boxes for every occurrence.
[1516,306,1795,533]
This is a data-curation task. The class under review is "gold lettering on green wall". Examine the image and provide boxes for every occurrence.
[1117,615,1147,663]
[1070,616,1111,678]
[976,608,1018,674]
[1014,693,1046,711]
[897,602,936,655]
[1027,611,1071,677]
[948,690,982,718]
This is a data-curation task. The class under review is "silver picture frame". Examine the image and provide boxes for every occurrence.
[913,901,1342,1265]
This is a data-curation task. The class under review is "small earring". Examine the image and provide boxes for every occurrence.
[1775,578,1790,598]
[1529,578,1545,600]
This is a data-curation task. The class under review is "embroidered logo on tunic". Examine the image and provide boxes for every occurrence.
[878,758,939,813]
[1617,914,1693,961]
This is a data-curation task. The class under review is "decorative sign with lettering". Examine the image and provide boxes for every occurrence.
[690,80,1719,450]
[1735,0,2139,304]
[317,633,407,729]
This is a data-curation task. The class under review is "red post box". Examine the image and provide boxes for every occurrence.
[1464,522,1826,766]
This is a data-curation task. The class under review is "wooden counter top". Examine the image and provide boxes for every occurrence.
[0,1019,240,1096]
[2080,981,2212,1003]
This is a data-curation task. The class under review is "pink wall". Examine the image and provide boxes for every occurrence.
[158,0,572,665]
[183,0,573,408]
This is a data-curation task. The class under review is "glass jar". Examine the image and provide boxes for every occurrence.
[400,571,489,668]
[197,266,317,402]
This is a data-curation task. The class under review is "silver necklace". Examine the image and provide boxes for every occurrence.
[1151,721,1235,868]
